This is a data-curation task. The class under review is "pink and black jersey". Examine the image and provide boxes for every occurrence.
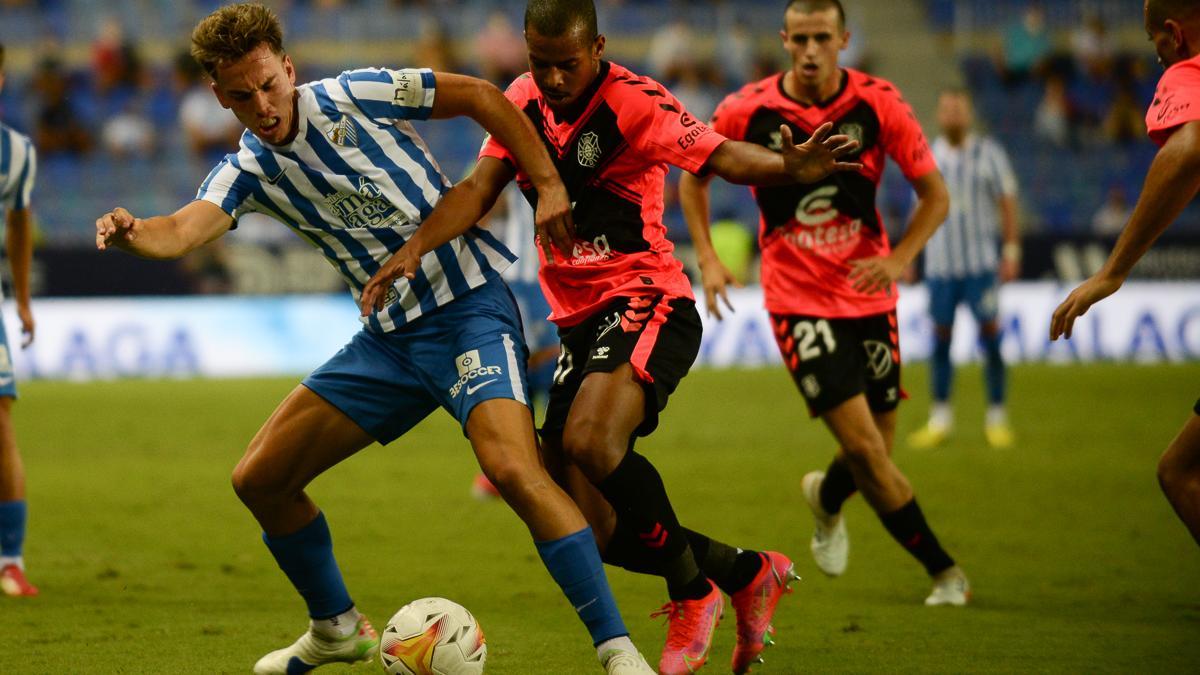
[479,61,726,327]
[1147,53,1200,146]
[710,68,937,318]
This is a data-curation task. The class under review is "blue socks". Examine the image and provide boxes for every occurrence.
[0,500,27,558]
[931,333,953,402]
[262,512,354,620]
[982,333,1006,405]
[536,527,628,646]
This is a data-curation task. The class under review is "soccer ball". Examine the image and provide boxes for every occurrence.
[379,597,486,675]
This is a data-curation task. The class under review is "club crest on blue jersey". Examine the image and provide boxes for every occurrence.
[327,117,358,147]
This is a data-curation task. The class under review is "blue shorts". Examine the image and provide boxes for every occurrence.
[927,272,1000,328]
[507,279,556,394]
[0,313,16,399]
[303,280,530,444]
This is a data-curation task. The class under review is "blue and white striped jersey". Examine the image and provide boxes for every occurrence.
[924,134,1017,279]
[1,123,36,214]
[196,68,516,333]
[1,122,37,304]
[492,184,539,286]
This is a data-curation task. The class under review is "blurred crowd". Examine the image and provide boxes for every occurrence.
[0,0,1183,258]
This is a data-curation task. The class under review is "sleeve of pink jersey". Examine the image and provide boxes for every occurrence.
[477,77,527,179]
[624,80,727,173]
[877,88,938,181]
[1146,60,1200,146]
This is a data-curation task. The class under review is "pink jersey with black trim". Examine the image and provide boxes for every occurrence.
[479,61,726,327]
[1147,52,1200,146]
[710,69,938,318]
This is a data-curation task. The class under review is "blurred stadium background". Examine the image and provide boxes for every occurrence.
[0,0,1198,380]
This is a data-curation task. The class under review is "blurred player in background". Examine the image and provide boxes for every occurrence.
[361,1,862,671]
[0,42,39,598]
[94,4,659,673]
[907,88,1020,450]
[679,0,970,606]
[1053,0,1200,548]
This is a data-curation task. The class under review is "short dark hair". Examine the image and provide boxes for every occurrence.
[191,2,285,79]
[1147,0,1200,28]
[786,0,846,29]
[525,0,599,41]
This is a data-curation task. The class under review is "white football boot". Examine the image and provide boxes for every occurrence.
[252,615,378,674]
[925,566,971,607]
[600,646,656,674]
[801,471,849,577]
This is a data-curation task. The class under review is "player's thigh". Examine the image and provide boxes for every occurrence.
[237,384,376,493]
[964,272,1001,327]
[821,394,888,460]
[465,398,541,479]
[926,277,961,330]
[567,365,648,450]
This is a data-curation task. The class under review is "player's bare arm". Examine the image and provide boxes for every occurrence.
[5,207,35,347]
[1052,119,1200,340]
[360,157,513,315]
[849,169,949,294]
[998,193,1021,282]
[95,200,233,260]
[678,169,739,320]
[706,122,863,186]
[429,72,574,257]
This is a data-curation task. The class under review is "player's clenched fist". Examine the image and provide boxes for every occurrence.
[95,207,140,251]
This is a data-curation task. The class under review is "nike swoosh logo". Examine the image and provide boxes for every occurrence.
[574,598,597,613]
[465,379,497,395]
[264,167,287,185]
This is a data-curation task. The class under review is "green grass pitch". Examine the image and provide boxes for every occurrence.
[1,363,1198,673]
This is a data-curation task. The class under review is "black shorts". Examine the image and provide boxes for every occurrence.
[543,295,701,438]
[771,310,904,417]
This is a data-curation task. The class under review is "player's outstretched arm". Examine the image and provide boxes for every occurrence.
[6,207,36,347]
[705,122,863,186]
[678,170,740,320]
[848,169,949,294]
[429,73,573,258]
[1051,120,1200,340]
[95,200,233,260]
[360,156,513,315]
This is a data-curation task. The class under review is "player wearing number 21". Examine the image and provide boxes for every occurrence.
[678,0,970,606]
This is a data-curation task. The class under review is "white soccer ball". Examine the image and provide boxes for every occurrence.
[379,597,486,675]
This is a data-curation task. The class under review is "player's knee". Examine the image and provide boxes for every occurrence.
[1157,447,1191,497]
[839,432,888,465]
[481,451,544,500]
[560,421,625,481]
[231,451,290,504]
[934,326,953,342]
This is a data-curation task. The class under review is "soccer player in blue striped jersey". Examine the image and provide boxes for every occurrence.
[94,5,653,674]
[908,88,1021,450]
[0,42,40,598]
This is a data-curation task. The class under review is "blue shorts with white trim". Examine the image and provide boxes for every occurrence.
[303,279,530,443]
[0,313,16,399]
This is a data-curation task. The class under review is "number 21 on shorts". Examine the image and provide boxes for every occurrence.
[794,320,836,361]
